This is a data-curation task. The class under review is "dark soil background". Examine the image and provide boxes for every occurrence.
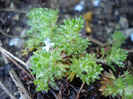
[0,0,133,99]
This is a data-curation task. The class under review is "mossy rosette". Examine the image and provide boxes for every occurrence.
[68,54,103,85]
[30,50,68,92]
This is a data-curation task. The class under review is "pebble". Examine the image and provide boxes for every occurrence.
[130,33,133,42]
[74,4,84,11]
[10,2,15,9]
[124,28,133,37]
[119,16,129,29]
[9,37,24,48]
[12,14,19,21]
[92,0,101,7]
[74,0,85,11]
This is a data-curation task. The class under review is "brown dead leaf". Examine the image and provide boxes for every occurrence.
[83,11,93,21]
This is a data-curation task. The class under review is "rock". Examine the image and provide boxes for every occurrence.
[10,2,15,9]
[92,0,101,7]
[58,0,80,11]
[125,28,133,37]
[105,26,112,34]
[15,27,21,31]
[48,0,80,11]
[119,16,129,29]
[74,0,85,12]
[130,33,133,42]
[12,14,19,21]
[9,37,24,48]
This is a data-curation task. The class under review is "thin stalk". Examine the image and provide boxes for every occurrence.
[75,82,85,99]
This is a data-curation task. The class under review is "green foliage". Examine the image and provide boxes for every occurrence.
[107,47,128,67]
[107,31,128,68]
[26,8,58,33]
[25,8,101,92]
[58,17,84,34]
[111,31,126,48]
[54,16,90,55]
[30,50,68,92]
[102,71,133,99]
[24,8,129,94]
[25,8,59,49]
[68,54,103,84]
[101,31,128,69]
[25,8,90,55]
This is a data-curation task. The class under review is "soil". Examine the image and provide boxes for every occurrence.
[0,0,133,99]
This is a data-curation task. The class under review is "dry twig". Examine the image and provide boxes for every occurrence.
[0,47,27,67]
[87,36,133,53]
[0,40,9,64]
[87,36,113,47]
[9,68,31,99]
[124,49,133,53]
[62,79,77,93]
[0,41,32,99]
[0,47,34,80]
[0,81,17,99]
[75,82,85,99]
[0,27,21,38]
[0,41,17,99]
[0,8,27,14]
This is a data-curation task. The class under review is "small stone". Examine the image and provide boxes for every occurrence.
[74,0,85,11]
[12,14,19,21]
[105,26,113,34]
[16,27,21,31]
[9,37,24,48]
[130,34,133,42]
[74,4,84,11]
[119,16,129,29]
[10,2,15,9]
[92,0,101,7]
[124,28,133,37]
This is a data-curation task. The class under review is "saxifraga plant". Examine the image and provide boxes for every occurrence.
[99,70,133,99]
[24,8,131,97]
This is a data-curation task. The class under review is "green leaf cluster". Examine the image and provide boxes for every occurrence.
[25,8,59,49]
[54,17,90,55]
[30,50,68,92]
[107,31,128,68]
[68,54,103,84]
[26,8,58,34]
[101,31,128,69]
[25,8,90,55]
[111,31,126,47]
[25,8,102,92]
[25,8,129,94]
[107,47,128,67]
[103,72,133,99]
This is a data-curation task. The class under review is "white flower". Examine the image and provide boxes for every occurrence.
[42,38,55,52]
